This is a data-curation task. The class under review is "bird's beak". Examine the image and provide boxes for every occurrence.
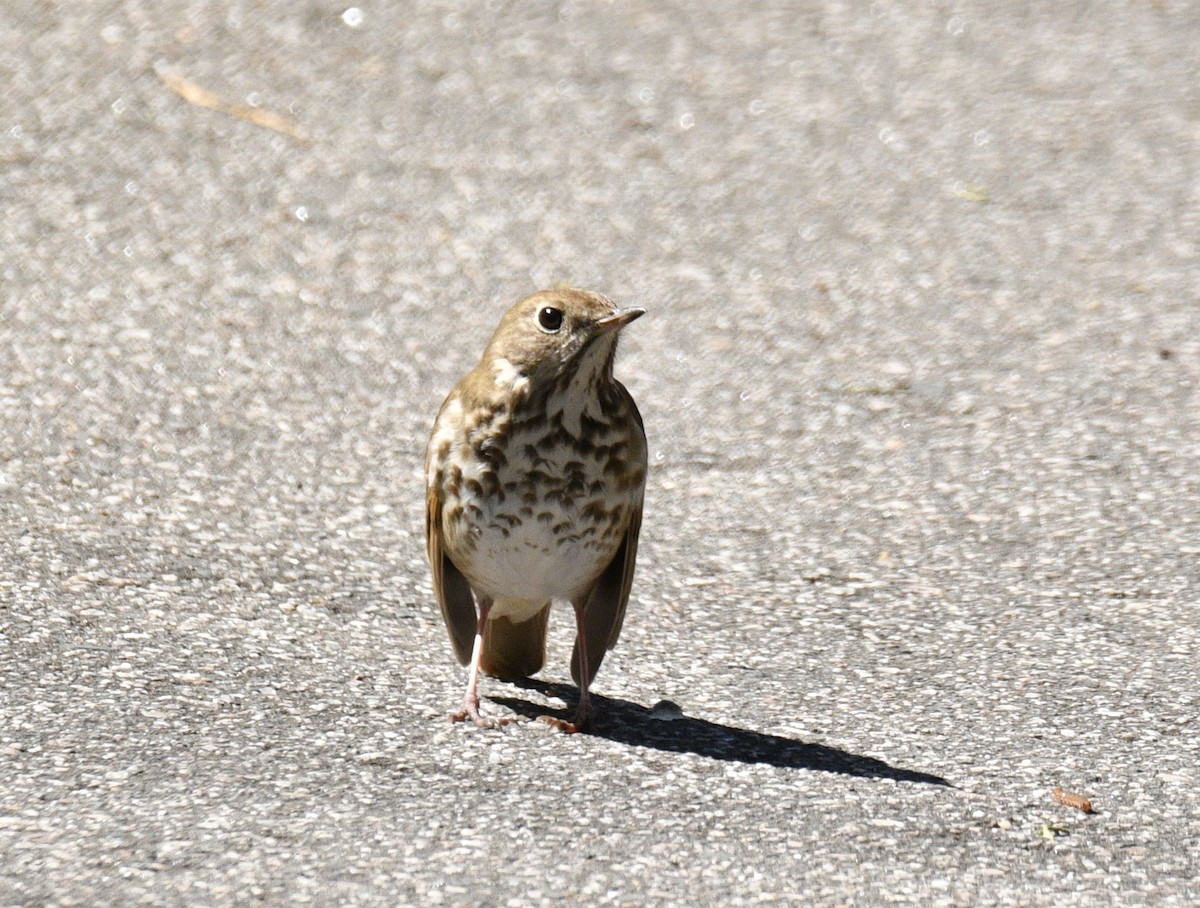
[595,307,646,335]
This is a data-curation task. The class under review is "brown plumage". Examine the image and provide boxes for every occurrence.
[425,288,647,730]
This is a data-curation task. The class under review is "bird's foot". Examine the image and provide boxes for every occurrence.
[537,699,592,734]
[450,700,512,729]
[537,714,582,733]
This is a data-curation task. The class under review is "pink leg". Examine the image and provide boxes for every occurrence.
[450,597,510,728]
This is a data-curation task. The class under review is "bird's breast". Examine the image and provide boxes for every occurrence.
[439,397,645,602]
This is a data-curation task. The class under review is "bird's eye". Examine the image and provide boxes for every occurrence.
[536,306,564,333]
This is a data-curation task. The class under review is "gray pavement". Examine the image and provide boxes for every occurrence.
[2,1,1198,905]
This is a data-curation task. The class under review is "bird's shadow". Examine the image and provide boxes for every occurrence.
[491,679,950,786]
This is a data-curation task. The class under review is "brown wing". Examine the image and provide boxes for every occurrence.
[426,481,477,666]
[570,491,644,688]
[570,383,647,687]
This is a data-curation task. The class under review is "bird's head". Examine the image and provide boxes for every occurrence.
[481,288,644,394]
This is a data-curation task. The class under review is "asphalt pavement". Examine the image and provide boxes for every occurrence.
[2,1,1198,905]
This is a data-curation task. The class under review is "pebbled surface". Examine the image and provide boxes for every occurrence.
[1,2,1197,905]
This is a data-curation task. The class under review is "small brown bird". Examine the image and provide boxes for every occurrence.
[425,289,647,730]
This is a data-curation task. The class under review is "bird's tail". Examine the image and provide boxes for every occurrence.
[481,601,551,680]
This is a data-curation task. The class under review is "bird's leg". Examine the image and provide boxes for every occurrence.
[540,601,593,733]
[450,596,510,728]
[570,601,594,729]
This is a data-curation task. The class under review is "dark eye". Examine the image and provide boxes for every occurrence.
[536,306,564,332]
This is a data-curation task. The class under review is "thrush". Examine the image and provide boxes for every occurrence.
[424,288,647,731]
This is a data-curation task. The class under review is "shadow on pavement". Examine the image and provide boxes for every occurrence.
[491,678,950,787]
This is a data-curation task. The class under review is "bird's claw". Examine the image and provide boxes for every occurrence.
[450,702,512,728]
[537,702,592,734]
[537,715,582,733]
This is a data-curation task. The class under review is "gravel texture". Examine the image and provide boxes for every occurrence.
[2,1,1198,905]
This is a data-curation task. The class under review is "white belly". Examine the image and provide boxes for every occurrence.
[463,516,618,602]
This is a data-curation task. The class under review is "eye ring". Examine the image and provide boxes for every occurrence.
[536,306,564,333]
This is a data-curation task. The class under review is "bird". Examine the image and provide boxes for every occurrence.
[424,288,647,731]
